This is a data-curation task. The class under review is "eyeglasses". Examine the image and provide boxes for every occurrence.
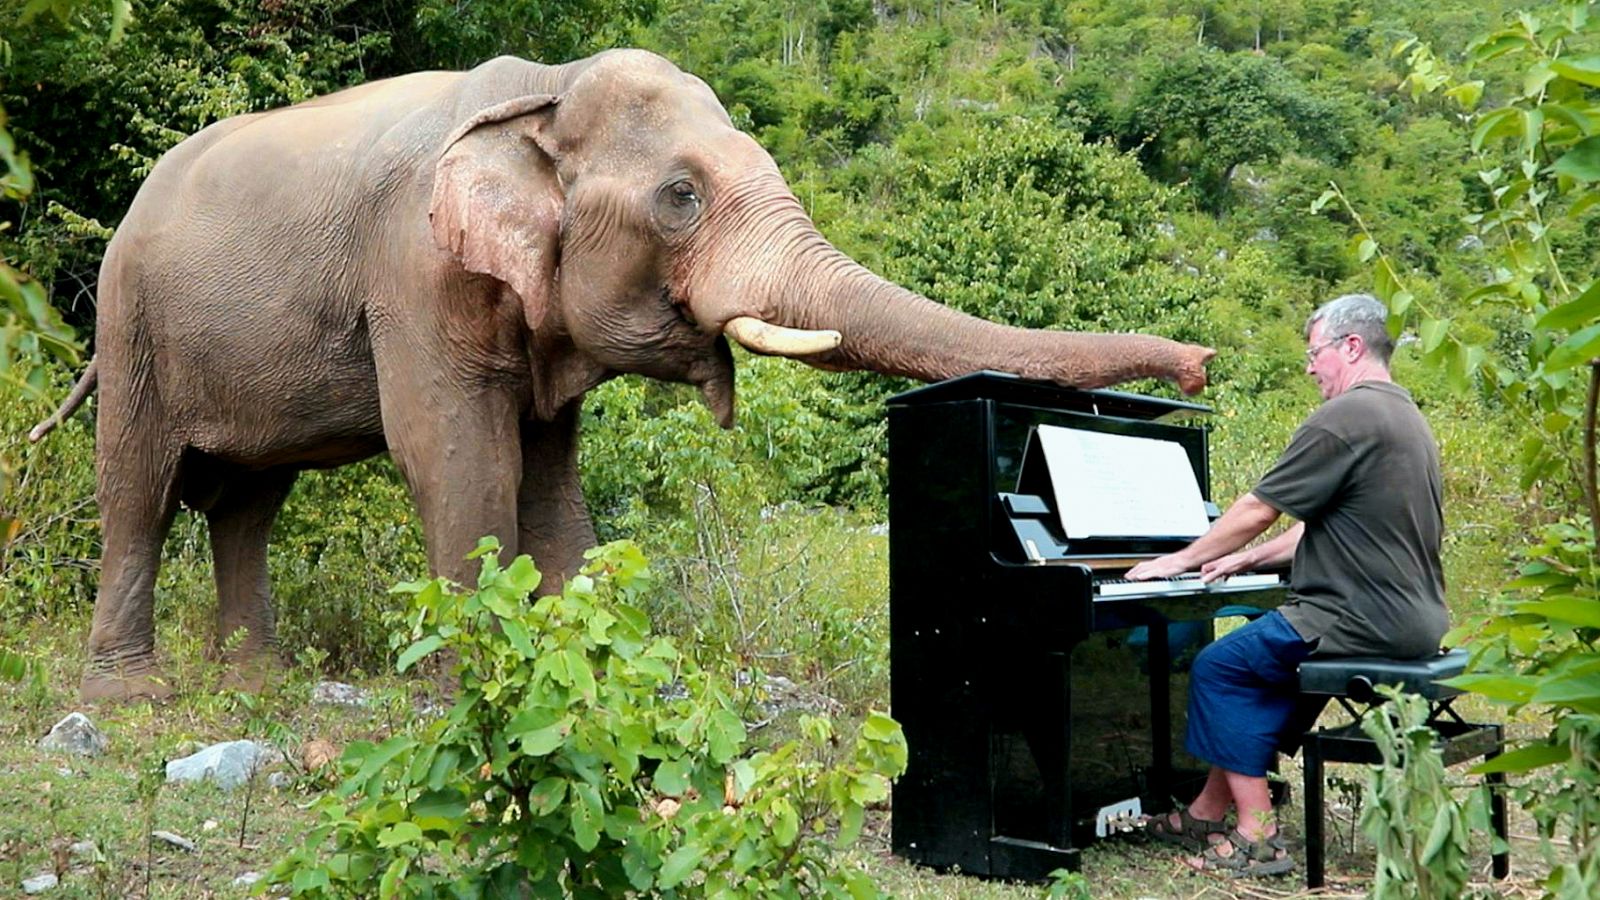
[1304,334,1350,361]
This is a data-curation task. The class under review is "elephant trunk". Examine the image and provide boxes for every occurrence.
[707,203,1213,395]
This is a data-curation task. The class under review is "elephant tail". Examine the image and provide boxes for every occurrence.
[28,357,98,443]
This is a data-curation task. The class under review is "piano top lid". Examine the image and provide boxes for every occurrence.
[886,371,1212,422]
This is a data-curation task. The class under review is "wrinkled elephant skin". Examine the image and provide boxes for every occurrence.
[39,50,1215,701]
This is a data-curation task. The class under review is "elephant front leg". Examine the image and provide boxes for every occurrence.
[207,467,298,691]
[381,381,523,587]
[518,400,597,591]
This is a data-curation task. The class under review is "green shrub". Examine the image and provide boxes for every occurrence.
[266,539,906,897]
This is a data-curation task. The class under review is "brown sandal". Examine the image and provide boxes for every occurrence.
[1146,807,1227,851]
[1190,829,1296,878]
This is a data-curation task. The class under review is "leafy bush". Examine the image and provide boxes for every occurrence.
[266,539,906,897]
[1358,689,1495,900]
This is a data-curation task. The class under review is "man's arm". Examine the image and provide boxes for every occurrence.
[1125,492,1282,580]
[1198,521,1303,583]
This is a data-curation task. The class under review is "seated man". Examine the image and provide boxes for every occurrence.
[1126,292,1449,877]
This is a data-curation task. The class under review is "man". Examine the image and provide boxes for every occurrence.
[1126,292,1449,876]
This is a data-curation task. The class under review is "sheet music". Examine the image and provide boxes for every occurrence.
[1026,425,1210,540]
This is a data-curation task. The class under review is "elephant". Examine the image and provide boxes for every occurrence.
[30,49,1215,702]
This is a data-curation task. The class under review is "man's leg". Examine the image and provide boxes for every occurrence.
[1225,771,1274,839]
[1169,766,1231,827]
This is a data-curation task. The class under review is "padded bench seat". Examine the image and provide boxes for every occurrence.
[1298,648,1468,702]
[1295,649,1507,889]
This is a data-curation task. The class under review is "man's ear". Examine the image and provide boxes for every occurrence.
[429,95,564,329]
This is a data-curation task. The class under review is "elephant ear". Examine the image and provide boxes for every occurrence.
[430,95,564,329]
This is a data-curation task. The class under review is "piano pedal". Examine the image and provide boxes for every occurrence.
[1094,797,1145,838]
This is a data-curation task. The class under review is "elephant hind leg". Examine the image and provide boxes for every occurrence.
[81,435,184,702]
[207,467,298,692]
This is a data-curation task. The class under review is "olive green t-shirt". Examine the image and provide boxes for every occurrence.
[1251,381,1448,659]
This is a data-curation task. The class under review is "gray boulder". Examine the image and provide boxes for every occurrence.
[165,740,279,790]
[22,873,58,894]
[312,681,370,708]
[38,712,108,757]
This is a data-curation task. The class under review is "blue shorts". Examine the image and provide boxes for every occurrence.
[1185,610,1318,777]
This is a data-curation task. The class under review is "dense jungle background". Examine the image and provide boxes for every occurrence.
[2,0,1599,897]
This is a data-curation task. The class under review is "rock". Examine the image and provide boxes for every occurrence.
[234,872,263,887]
[267,772,291,790]
[38,712,108,757]
[1251,227,1279,243]
[201,820,219,832]
[151,830,196,852]
[1156,221,1177,238]
[1457,234,1485,252]
[165,740,280,790]
[22,872,58,894]
[69,840,100,862]
[312,681,369,708]
[867,523,889,537]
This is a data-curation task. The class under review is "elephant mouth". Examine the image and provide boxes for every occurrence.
[662,286,840,358]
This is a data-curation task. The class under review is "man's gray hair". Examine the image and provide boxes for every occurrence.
[1306,293,1394,366]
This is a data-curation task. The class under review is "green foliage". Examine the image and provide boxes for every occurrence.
[1358,688,1494,900]
[1331,3,1600,896]
[1124,48,1359,210]
[269,458,428,674]
[267,539,905,897]
[580,364,891,710]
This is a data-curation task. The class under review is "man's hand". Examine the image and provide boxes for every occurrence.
[1199,551,1252,584]
[1126,553,1193,581]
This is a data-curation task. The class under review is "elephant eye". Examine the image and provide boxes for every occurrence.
[669,180,700,208]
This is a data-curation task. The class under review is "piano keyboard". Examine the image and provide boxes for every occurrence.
[1095,572,1283,598]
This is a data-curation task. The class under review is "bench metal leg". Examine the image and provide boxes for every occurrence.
[1485,724,1510,880]
[1304,733,1325,889]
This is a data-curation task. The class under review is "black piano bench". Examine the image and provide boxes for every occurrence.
[1296,649,1509,889]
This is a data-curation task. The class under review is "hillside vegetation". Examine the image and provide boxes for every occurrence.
[3,0,1599,896]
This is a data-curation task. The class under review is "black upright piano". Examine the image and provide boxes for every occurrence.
[887,372,1287,879]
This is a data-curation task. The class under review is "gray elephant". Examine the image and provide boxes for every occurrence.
[31,50,1215,702]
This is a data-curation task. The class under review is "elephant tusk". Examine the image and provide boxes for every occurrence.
[723,317,842,357]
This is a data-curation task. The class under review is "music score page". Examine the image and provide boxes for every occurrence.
[1027,425,1211,540]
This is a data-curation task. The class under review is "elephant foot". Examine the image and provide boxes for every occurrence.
[80,666,175,704]
[219,651,285,694]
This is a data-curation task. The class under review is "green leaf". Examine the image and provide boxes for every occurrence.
[501,618,537,659]
[1550,55,1600,87]
[1420,318,1450,353]
[1441,673,1538,703]
[1445,80,1483,110]
[772,797,799,846]
[378,857,409,900]
[1472,108,1520,152]
[1472,741,1572,774]
[706,709,746,763]
[1531,672,1600,707]
[1536,281,1600,332]
[1357,237,1377,262]
[341,735,414,797]
[571,783,603,851]
[467,536,501,559]
[516,718,572,756]
[564,649,596,701]
[504,555,542,595]
[1515,596,1600,629]
[396,635,443,673]
[1553,136,1600,182]
[657,845,705,889]
[1544,321,1600,371]
[653,757,692,795]
[529,776,567,815]
[376,821,423,848]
